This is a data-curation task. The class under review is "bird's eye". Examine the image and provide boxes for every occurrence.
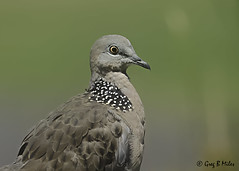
[109,45,119,55]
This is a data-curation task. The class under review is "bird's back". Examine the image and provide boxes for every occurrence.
[11,92,131,171]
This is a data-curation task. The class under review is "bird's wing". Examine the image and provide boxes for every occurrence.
[16,93,131,171]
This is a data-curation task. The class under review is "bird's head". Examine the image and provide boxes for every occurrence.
[90,35,150,77]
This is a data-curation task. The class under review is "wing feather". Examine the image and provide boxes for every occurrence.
[15,94,131,170]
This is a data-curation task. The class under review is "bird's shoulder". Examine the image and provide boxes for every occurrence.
[17,92,130,171]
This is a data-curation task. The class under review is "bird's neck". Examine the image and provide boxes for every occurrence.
[89,71,143,113]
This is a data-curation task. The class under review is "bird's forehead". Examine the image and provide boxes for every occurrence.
[97,35,132,48]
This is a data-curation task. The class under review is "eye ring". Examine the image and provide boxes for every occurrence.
[109,45,119,55]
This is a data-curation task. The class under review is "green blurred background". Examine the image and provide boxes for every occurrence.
[0,0,238,170]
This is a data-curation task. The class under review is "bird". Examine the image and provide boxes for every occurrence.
[0,34,150,171]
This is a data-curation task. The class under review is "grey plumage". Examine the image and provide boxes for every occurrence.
[0,35,150,171]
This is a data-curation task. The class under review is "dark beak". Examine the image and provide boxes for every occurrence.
[130,54,151,70]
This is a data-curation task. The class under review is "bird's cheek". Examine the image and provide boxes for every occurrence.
[109,61,123,71]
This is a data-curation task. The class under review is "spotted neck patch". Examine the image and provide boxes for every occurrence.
[88,78,133,112]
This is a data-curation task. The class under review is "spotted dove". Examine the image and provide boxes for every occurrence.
[0,35,150,171]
